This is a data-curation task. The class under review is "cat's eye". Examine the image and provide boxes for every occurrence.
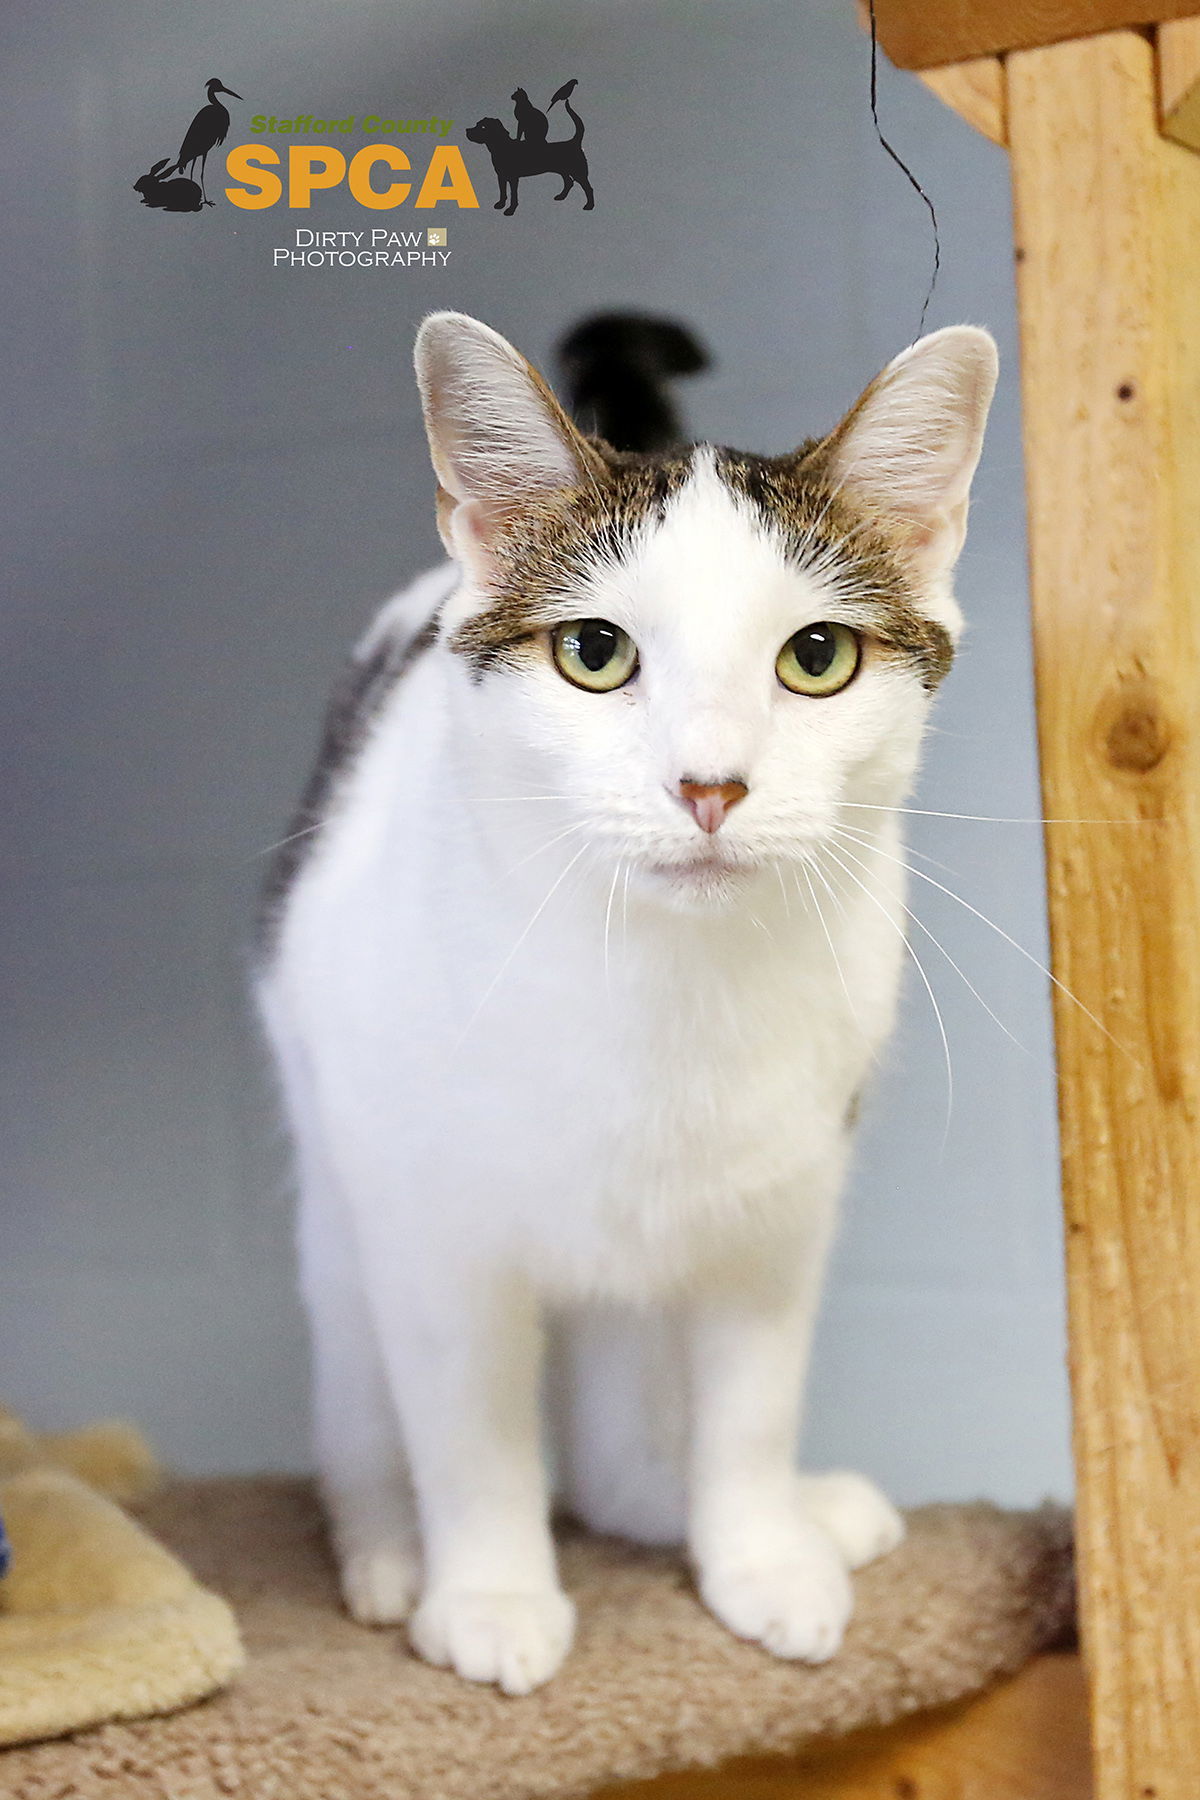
[775,622,861,696]
[551,619,639,693]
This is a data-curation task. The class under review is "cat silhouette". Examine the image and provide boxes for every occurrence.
[511,87,549,143]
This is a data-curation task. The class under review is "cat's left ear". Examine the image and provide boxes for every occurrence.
[414,311,606,578]
[810,326,998,581]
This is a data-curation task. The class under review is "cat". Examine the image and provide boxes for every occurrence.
[256,308,997,1695]
[510,87,549,144]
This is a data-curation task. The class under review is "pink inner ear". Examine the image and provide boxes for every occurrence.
[444,494,523,582]
[448,498,491,560]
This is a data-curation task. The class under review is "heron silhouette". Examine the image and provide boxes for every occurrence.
[172,78,242,206]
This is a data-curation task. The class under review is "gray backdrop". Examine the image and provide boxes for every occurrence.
[0,0,1070,1503]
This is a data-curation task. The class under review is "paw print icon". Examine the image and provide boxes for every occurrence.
[426,227,447,246]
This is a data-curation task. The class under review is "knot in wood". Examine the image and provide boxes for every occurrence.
[1104,697,1170,773]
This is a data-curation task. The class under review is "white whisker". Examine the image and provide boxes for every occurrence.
[502,818,591,876]
[831,825,1139,1065]
[246,820,323,863]
[823,842,954,1150]
[796,860,876,1062]
[836,816,960,879]
[838,800,1149,827]
[808,854,849,923]
[603,859,622,1000]
[830,830,1027,1054]
[453,841,592,1054]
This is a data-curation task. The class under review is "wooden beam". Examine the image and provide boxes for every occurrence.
[919,56,1008,144]
[875,0,1200,71]
[1159,17,1200,150]
[1007,27,1200,1799]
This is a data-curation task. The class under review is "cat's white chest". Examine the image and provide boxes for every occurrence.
[281,824,889,1301]
[535,926,873,1289]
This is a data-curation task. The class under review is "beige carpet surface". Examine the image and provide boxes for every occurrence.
[1,1478,1074,1800]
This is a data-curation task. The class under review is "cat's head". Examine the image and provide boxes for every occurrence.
[415,312,996,910]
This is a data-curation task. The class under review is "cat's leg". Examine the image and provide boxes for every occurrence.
[301,1209,421,1621]
[362,1254,573,1695]
[793,1470,904,1571]
[686,1196,866,1663]
[265,997,421,1623]
[298,1171,422,1625]
[298,1173,422,1627]
[551,1296,900,1570]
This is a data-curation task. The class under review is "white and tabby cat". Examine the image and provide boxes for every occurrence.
[257,310,997,1694]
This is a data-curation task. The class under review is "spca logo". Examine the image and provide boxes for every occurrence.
[467,79,594,216]
[134,77,241,212]
[133,74,597,221]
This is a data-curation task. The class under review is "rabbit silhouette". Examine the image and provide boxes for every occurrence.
[133,158,204,213]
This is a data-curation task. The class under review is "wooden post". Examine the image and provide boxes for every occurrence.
[1007,28,1200,1797]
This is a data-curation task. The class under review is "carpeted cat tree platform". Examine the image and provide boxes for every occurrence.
[1,1475,1073,1800]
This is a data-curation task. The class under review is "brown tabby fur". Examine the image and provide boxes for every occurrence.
[449,439,953,690]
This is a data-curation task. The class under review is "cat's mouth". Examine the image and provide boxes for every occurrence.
[640,845,751,894]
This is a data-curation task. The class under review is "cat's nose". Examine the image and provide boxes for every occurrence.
[675,777,749,834]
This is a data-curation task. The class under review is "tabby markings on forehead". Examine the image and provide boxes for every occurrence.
[715,448,954,689]
[449,444,698,671]
[450,442,954,689]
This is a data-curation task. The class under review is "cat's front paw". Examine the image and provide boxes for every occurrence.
[341,1544,421,1625]
[698,1520,853,1663]
[795,1471,905,1571]
[409,1585,575,1694]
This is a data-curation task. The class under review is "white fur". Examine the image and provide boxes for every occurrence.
[257,316,995,1693]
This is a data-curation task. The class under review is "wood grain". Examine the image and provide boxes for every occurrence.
[594,1655,1090,1798]
[874,0,1200,71]
[1158,17,1200,150]
[1007,28,1200,1799]
[919,57,1008,144]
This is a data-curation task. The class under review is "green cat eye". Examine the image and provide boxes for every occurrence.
[551,619,639,693]
[776,622,861,697]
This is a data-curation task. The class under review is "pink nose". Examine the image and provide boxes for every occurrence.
[676,778,749,834]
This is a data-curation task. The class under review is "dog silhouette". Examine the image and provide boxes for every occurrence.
[467,79,593,216]
[511,87,549,143]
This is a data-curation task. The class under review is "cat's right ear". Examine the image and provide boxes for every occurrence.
[414,312,606,578]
